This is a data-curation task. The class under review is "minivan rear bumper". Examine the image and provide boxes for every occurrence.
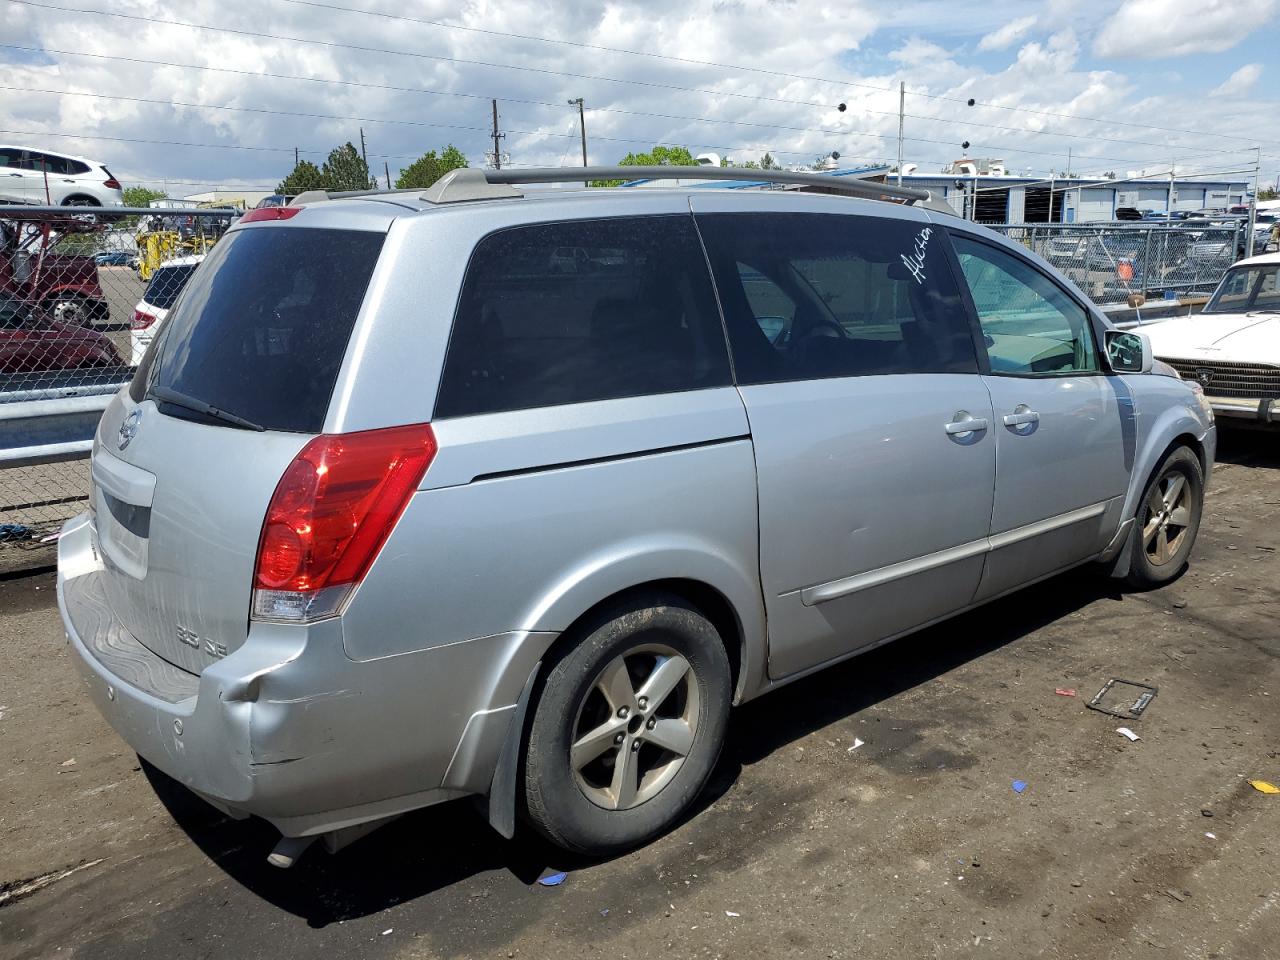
[58,514,548,837]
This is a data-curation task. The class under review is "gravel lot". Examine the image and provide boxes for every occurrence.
[1,430,1277,960]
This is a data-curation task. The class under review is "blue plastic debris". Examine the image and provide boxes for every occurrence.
[1012,780,1028,794]
[537,871,568,887]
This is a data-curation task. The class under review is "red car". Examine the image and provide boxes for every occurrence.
[0,292,123,374]
[1,213,111,327]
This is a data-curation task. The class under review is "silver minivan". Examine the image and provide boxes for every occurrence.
[58,167,1216,864]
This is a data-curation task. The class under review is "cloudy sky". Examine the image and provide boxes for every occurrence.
[1,0,1277,196]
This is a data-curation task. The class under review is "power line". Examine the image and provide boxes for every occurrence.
[6,44,1275,174]
[11,0,1275,162]
[273,0,1280,150]
[12,81,1249,182]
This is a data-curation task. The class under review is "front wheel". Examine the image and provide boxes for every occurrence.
[1125,445,1204,589]
[523,592,731,855]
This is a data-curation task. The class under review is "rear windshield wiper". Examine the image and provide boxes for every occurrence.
[148,384,266,432]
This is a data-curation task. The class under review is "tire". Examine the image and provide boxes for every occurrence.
[523,592,731,855]
[1124,445,1204,590]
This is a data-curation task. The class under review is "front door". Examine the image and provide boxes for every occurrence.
[949,232,1130,600]
[694,202,996,679]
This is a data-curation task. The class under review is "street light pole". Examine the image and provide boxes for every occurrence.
[568,97,587,186]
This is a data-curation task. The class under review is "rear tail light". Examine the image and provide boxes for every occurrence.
[131,308,157,330]
[241,206,304,223]
[252,423,437,623]
[104,178,121,190]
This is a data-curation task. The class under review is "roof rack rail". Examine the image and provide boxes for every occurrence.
[293,166,955,215]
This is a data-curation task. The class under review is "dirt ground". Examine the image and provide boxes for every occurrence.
[1,430,1277,960]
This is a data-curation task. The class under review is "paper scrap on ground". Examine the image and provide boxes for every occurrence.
[847,738,865,753]
[1248,779,1279,795]
[537,871,568,887]
[725,911,740,918]
[1117,727,1141,742]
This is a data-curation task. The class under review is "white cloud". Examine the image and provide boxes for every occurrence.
[1093,0,1278,59]
[977,15,1036,52]
[0,0,1275,194]
[1210,63,1263,96]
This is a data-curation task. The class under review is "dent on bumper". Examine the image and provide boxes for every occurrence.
[57,516,551,835]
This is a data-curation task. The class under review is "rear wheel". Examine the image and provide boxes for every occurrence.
[1125,445,1204,589]
[523,592,731,855]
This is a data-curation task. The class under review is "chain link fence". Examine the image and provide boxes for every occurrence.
[986,222,1245,307]
[0,206,1257,571]
[0,205,235,570]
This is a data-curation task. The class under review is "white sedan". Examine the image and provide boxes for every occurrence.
[1144,252,1280,425]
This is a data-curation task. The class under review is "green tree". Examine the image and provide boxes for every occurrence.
[1261,186,1278,201]
[123,186,167,208]
[395,144,468,189]
[277,160,327,195]
[759,152,780,170]
[591,145,697,187]
[321,143,376,191]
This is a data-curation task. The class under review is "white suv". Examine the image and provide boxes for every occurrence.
[0,145,125,207]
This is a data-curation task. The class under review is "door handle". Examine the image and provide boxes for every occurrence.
[945,414,989,435]
[1003,410,1040,426]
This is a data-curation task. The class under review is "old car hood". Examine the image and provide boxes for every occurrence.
[1145,312,1280,363]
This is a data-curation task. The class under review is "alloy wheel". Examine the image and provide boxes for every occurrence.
[570,644,700,811]
[1142,471,1192,566]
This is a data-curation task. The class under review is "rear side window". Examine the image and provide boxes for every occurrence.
[435,216,731,418]
[142,264,196,310]
[137,227,384,432]
[696,213,978,384]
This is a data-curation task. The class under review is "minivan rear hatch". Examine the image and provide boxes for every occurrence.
[91,221,386,673]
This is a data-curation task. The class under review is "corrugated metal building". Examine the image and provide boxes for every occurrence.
[897,174,1250,224]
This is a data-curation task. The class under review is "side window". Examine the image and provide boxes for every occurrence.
[0,148,16,167]
[435,216,732,418]
[951,235,1099,375]
[697,213,978,383]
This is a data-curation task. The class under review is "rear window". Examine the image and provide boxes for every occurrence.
[134,226,384,432]
[142,264,197,310]
[435,216,731,418]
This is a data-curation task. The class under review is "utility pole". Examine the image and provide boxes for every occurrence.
[896,81,905,188]
[359,128,368,169]
[384,161,392,191]
[294,147,299,168]
[490,99,504,170]
[568,97,587,185]
[1246,146,1261,258]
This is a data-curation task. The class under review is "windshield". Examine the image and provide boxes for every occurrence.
[1203,265,1280,314]
[134,226,385,432]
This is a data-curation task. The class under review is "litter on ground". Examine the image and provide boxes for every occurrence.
[847,738,865,753]
[1116,727,1141,742]
[1055,688,1077,697]
[1248,780,1279,795]
[1012,780,1028,794]
[537,871,568,887]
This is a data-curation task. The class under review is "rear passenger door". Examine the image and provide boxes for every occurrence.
[695,203,996,679]
[948,232,1129,600]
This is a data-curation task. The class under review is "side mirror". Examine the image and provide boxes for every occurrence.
[1106,329,1152,374]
